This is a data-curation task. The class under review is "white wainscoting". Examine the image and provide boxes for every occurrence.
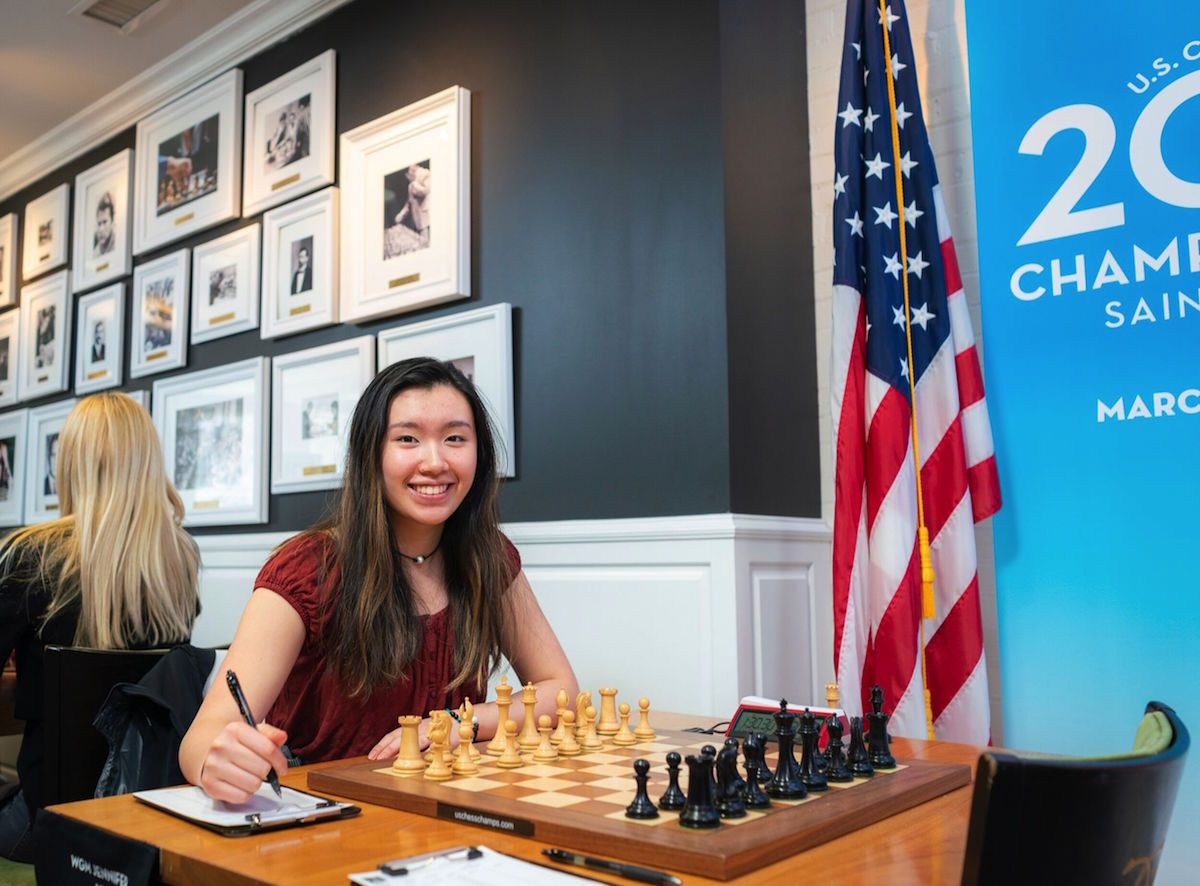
[192,514,833,718]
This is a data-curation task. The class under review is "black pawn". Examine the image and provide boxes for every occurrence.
[824,716,854,783]
[625,759,659,819]
[797,709,828,792]
[766,699,807,799]
[847,716,874,778]
[658,751,686,811]
[741,738,772,809]
[714,741,747,818]
[867,685,896,769]
[702,744,720,798]
[679,753,721,829]
[752,731,773,784]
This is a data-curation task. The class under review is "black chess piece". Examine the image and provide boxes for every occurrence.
[741,737,772,809]
[714,741,747,818]
[766,699,807,799]
[813,716,829,774]
[702,744,720,798]
[657,751,686,810]
[625,758,660,819]
[752,731,773,784]
[867,685,896,769]
[679,753,722,828]
[847,716,875,778]
[824,716,854,783]
[797,709,828,792]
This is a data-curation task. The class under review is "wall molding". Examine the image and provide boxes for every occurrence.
[504,513,831,545]
[0,0,354,202]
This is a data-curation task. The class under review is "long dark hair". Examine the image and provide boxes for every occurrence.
[318,357,509,698]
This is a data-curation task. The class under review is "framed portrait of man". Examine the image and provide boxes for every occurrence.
[0,308,20,408]
[18,271,71,401]
[0,213,16,308]
[133,69,242,255]
[261,187,338,338]
[243,50,336,216]
[22,184,70,282]
[75,283,125,395]
[0,408,28,527]
[23,397,76,524]
[131,249,190,378]
[340,86,470,323]
[73,150,134,293]
[190,223,260,344]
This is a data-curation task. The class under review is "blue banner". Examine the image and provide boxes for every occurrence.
[965,0,1198,876]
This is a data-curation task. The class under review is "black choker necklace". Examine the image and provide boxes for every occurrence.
[398,539,440,564]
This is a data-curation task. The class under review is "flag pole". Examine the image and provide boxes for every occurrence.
[877,0,936,741]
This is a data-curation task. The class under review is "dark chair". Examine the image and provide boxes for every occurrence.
[42,646,169,807]
[961,701,1189,885]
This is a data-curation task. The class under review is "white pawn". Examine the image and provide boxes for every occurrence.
[424,719,453,781]
[451,721,478,776]
[611,702,637,746]
[532,715,559,762]
[496,719,524,769]
[581,705,604,751]
[633,697,656,741]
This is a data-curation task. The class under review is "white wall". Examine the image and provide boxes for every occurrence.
[804,0,1004,740]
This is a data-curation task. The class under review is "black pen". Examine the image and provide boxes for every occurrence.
[225,669,282,798]
[542,848,682,885]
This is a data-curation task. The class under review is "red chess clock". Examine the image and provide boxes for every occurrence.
[726,696,847,749]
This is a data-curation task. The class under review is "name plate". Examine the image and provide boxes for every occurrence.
[174,212,195,226]
[37,374,49,383]
[87,369,109,380]
[289,303,312,317]
[389,273,420,289]
[302,464,337,476]
[96,262,109,272]
[145,351,167,362]
[436,802,533,837]
[209,312,235,326]
[271,173,301,191]
[193,499,220,510]
[39,253,50,262]
[46,503,59,511]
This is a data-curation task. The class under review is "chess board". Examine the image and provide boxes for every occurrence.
[308,728,971,880]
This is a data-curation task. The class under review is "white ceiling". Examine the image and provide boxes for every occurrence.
[0,0,256,159]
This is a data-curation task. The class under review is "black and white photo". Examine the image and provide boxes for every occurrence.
[0,309,18,406]
[92,192,116,256]
[174,398,244,491]
[0,435,15,503]
[24,399,74,523]
[19,271,71,400]
[74,150,134,292]
[300,393,338,439]
[42,431,58,496]
[75,282,125,394]
[0,409,27,525]
[383,160,431,259]
[90,319,107,363]
[261,188,338,338]
[0,339,9,383]
[191,224,259,343]
[37,222,52,249]
[209,265,237,305]
[0,213,13,308]
[22,184,70,281]
[34,305,56,369]
[290,236,313,294]
[265,94,311,171]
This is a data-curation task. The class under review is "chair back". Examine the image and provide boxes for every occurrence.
[42,645,169,806]
[961,701,1189,885]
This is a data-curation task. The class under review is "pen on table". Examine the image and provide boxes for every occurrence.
[225,669,282,798]
[542,848,682,885]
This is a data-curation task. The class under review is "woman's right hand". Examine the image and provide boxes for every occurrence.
[198,721,290,804]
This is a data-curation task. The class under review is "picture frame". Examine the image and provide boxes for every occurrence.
[72,149,134,293]
[18,271,72,401]
[122,389,149,410]
[271,336,373,494]
[24,397,76,524]
[22,183,70,282]
[131,249,189,378]
[133,69,243,255]
[242,49,336,216]
[340,86,470,323]
[152,356,268,526]
[0,213,16,308]
[0,408,28,526]
[191,224,260,343]
[261,187,338,338]
[0,309,20,408]
[74,283,125,394]
[377,303,514,476]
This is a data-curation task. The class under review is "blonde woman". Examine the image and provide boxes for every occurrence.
[0,393,200,862]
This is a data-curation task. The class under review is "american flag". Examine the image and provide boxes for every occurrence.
[830,0,1001,743]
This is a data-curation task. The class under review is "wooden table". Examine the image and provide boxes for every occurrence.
[45,712,983,885]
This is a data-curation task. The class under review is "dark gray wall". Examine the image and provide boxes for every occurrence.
[0,0,819,531]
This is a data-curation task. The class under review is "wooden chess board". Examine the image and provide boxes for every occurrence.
[308,727,971,880]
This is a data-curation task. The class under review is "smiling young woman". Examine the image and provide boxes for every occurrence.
[179,357,577,803]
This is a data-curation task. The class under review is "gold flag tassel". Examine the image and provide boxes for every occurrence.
[878,0,936,740]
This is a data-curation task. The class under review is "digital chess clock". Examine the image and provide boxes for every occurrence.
[726,696,845,744]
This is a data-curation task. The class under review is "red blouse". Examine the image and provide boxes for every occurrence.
[255,532,520,763]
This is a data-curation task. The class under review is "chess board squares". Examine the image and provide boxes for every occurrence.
[578,763,633,776]
[593,791,639,806]
[583,776,638,792]
[573,752,629,764]
[436,776,510,792]
[517,791,593,808]
[512,777,581,792]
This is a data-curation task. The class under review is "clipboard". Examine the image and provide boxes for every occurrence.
[133,783,360,836]
[348,845,600,884]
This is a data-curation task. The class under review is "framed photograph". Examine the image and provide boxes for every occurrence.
[243,49,336,216]
[271,336,373,494]
[131,249,189,378]
[22,183,70,282]
[0,408,28,526]
[0,309,19,408]
[152,356,268,526]
[340,86,470,323]
[72,149,134,294]
[133,69,243,255]
[24,398,76,524]
[261,187,338,338]
[0,213,16,308]
[18,271,71,401]
[191,224,260,343]
[122,389,148,410]
[377,303,514,476]
[74,283,125,394]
